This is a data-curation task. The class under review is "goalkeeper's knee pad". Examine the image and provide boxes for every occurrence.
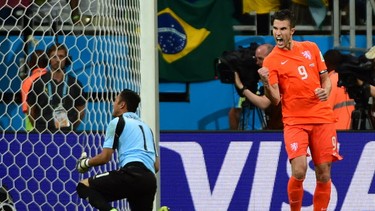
[76,183,90,199]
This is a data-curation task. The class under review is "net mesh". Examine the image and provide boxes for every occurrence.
[0,0,153,210]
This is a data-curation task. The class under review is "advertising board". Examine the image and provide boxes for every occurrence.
[160,132,375,211]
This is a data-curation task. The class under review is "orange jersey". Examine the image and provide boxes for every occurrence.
[327,71,355,129]
[263,41,335,125]
[21,68,48,113]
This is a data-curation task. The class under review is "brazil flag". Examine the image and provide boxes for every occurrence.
[158,0,235,82]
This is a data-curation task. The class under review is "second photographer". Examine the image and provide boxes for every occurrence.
[336,46,375,129]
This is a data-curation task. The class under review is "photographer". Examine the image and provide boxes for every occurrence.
[226,44,283,130]
[360,46,375,97]
[236,44,283,130]
[358,46,375,128]
[324,49,355,129]
[235,44,273,110]
[336,46,375,129]
[220,42,264,130]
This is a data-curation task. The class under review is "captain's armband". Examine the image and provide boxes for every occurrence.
[319,70,328,75]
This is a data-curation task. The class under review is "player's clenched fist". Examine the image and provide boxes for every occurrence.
[76,152,90,173]
[314,88,328,101]
[258,67,270,86]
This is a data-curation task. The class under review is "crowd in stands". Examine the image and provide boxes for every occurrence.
[0,0,97,27]
[233,0,368,34]
[0,0,368,30]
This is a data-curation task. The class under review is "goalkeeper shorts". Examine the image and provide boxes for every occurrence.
[89,162,157,211]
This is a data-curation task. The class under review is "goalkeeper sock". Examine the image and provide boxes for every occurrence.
[76,183,112,211]
[288,176,304,211]
[313,179,331,211]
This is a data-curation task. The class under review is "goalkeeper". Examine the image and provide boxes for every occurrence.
[76,89,159,211]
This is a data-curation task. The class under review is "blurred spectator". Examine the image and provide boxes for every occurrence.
[30,0,81,26]
[242,0,280,35]
[0,0,30,25]
[308,0,329,27]
[324,49,355,129]
[27,43,86,132]
[21,50,48,131]
[354,0,366,25]
[290,0,313,25]
[331,0,367,25]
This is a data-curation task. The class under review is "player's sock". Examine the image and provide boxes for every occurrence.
[313,179,331,211]
[76,183,112,211]
[288,176,304,211]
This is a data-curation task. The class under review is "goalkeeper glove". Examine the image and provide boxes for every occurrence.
[76,152,90,173]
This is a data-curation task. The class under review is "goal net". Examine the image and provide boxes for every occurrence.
[0,0,158,210]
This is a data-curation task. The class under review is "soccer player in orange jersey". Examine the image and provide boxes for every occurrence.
[257,9,343,211]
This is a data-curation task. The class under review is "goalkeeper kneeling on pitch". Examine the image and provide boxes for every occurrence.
[76,89,159,211]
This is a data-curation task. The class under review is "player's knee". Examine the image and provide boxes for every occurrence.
[293,170,306,180]
[316,172,331,182]
[76,182,89,199]
[315,163,331,182]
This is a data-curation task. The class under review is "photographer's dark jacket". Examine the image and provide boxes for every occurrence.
[27,71,86,132]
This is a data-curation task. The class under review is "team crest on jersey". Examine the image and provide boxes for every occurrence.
[302,51,312,60]
[290,142,298,151]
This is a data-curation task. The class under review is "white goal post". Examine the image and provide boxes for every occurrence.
[140,0,160,210]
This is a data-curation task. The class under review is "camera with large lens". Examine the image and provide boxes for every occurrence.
[215,42,260,96]
[336,54,375,106]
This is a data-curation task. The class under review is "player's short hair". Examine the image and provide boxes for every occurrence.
[119,89,140,112]
[271,9,296,28]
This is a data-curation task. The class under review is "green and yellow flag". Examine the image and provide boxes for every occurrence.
[308,0,329,27]
[158,0,235,82]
